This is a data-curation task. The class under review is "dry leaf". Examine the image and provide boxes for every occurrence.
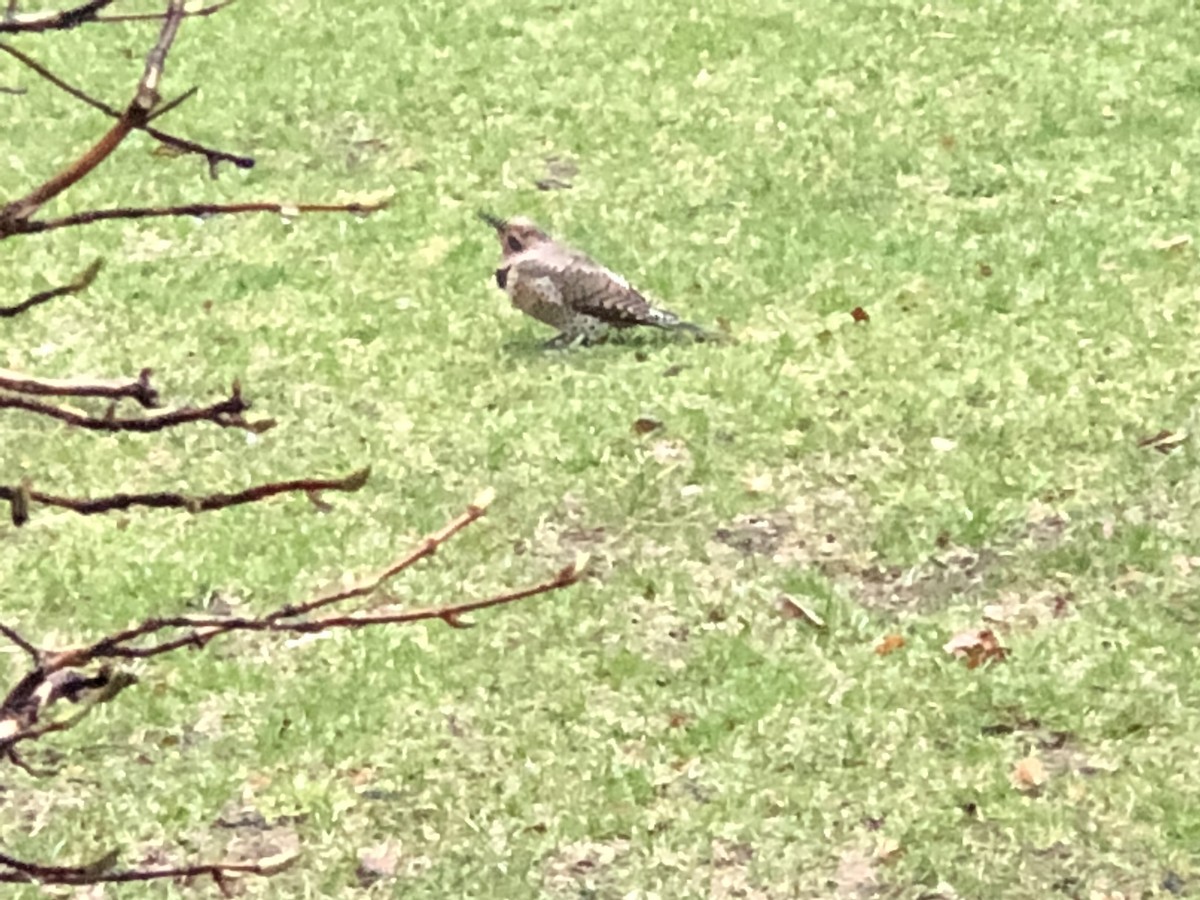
[776,595,826,628]
[943,628,1009,668]
[850,306,870,323]
[874,634,906,656]
[632,416,664,435]
[1151,233,1191,251]
[1010,755,1047,794]
[1137,429,1188,454]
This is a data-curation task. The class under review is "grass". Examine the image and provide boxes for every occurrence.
[3,0,1200,895]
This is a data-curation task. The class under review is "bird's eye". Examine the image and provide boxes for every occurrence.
[507,236,523,252]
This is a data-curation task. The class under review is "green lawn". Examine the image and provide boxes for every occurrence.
[3,0,1200,896]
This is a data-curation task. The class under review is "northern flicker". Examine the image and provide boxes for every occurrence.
[478,211,711,348]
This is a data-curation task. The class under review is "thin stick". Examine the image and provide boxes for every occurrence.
[0,0,114,34]
[0,623,39,659]
[0,381,264,432]
[0,468,371,523]
[0,43,254,174]
[0,365,157,407]
[0,0,185,224]
[0,258,102,318]
[10,199,390,236]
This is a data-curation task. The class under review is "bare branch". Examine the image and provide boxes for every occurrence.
[274,490,493,622]
[8,198,391,236]
[0,0,115,34]
[0,492,582,757]
[0,42,254,176]
[0,0,185,226]
[0,846,298,889]
[0,365,157,407]
[147,82,197,120]
[93,0,235,23]
[0,623,39,660]
[0,467,371,525]
[0,257,101,318]
[0,379,271,433]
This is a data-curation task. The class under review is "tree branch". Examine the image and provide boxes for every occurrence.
[0,379,273,433]
[7,198,391,236]
[0,467,371,525]
[0,42,254,177]
[0,0,115,34]
[0,623,39,660]
[0,365,157,407]
[0,846,298,890]
[0,258,102,318]
[0,0,184,227]
[0,491,583,757]
[94,0,234,23]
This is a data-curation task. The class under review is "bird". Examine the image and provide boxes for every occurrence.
[478,211,713,348]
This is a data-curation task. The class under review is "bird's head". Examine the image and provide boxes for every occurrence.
[478,211,551,257]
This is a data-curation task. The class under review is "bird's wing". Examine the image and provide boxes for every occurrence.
[511,252,663,328]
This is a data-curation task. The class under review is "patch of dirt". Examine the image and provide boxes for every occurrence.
[710,839,775,900]
[712,491,1078,614]
[541,838,631,898]
[518,492,616,576]
[830,846,880,899]
[713,511,794,557]
[854,543,998,612]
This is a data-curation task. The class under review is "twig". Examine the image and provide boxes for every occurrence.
[93,0,234,23]
[0,0,114,33]
[0,846,298,890]
[272,491,491,622]
[0,84,25,94]
[0,365,157,407]
[0,43,254,176]
[0,379,270,433]
[0,0,185,227]
[0,467,371,525]
[0,491,583,756]
[0,258,102,318]
[7,198,391,236]
[0,623,38,659]
[147,83,197,121]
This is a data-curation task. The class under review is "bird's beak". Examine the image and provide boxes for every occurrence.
[476,210,506,231]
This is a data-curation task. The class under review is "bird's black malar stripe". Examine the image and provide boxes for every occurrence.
[495,267,509,289]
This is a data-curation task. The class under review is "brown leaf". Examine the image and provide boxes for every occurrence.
[850,306,870,323]
[1010,755,1047,794]
[943,628,1009,668]
[874,634,906,656]
[776,595,825,628]
[632,416,664,435]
